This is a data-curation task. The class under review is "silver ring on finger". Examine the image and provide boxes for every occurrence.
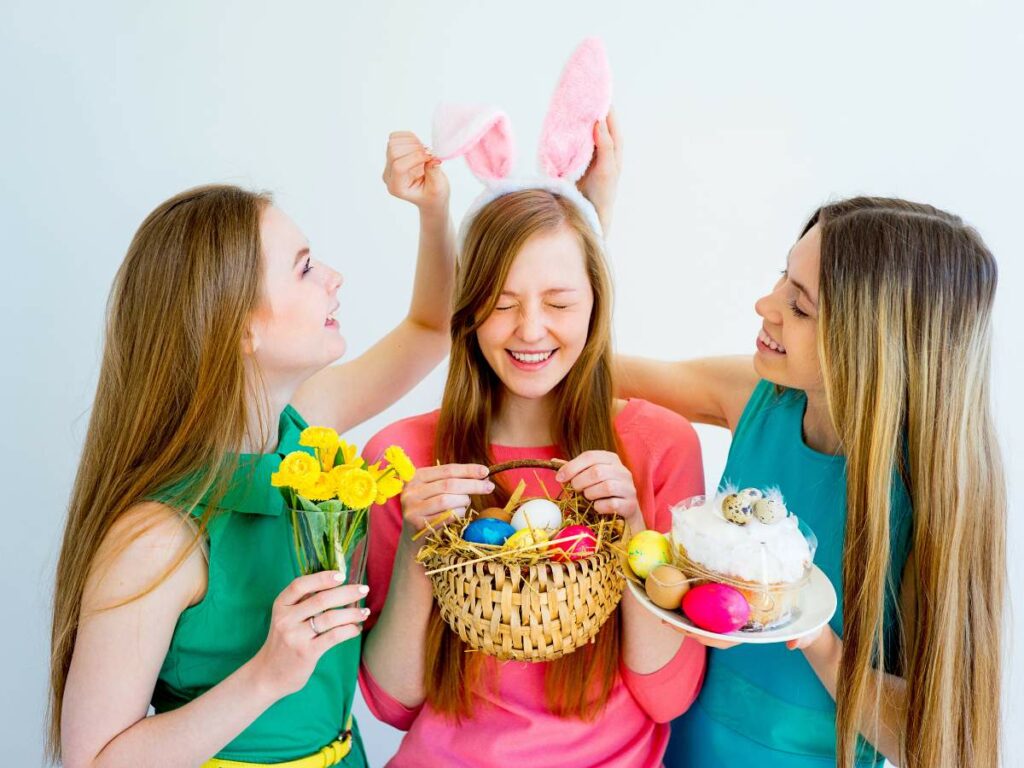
[309,615,321,636]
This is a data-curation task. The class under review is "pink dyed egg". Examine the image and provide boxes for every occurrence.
[681,583,750,634]
[549,525,598,562]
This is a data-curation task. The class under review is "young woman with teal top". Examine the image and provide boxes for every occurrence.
[612,201,1006,768]
[49,133,455,767]
[574,118,1004,767]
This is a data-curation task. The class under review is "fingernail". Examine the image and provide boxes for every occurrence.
[555,472,565,483]
[333,571,345,582]
[362,608,371,617]
[485,482,495,492]
[359,585,370,595]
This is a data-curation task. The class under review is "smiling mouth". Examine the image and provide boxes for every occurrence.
[508,349,555,364]
[757,329,786,354]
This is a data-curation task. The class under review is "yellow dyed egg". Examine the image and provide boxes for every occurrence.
[503,528,550,563]
[627,531,672,578]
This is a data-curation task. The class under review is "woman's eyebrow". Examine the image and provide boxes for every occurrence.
[499,287,578,297]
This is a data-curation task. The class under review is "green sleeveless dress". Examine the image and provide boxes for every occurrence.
[150,405,367,765]
[665,381,912,767]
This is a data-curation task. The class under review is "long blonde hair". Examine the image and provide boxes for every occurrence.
[429,189,621,720]
[811,197,1004,767]
[47,184,272,761]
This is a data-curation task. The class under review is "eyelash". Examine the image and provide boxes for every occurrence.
[494,303,570,312]
[788,299,808,318]
[301,257,313,276]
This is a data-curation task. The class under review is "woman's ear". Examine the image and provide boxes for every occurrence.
[242,322,261,356]
[538,37,612,183]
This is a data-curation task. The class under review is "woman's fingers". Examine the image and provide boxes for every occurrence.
[392,148,431,177]
[592,496,631,516]
[582,478,631,502]
[308,605,370,634]
[312,622,363,653]
[554,451,616,484]
[605,107,622,164]
[296,583,369,619]
[413,463,490,484]
[277,570,346,607]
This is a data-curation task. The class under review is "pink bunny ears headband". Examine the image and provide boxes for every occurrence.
[431,37,612,245]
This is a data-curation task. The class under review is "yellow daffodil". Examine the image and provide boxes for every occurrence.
[299,426,340,471]
[295,472,337,502]
[271,451,321,489]
[384,445,416,482]
[375,474,403,504]
[328,464,354,487]
[336,439,362,471]
[335,468,377,510]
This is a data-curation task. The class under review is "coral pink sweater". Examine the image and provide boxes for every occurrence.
[359,400,706,768]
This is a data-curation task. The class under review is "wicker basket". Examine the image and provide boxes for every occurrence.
[420,459,626,662]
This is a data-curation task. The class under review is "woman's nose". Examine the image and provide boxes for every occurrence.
[755,286,783,324]
[323,266,343,292]
[516,308,546,343]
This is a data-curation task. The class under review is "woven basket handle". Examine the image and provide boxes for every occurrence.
[487,458,566,476]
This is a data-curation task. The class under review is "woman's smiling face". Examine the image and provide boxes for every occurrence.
[248,205,346,379]
[475,224,594,401]
[753,223,823,393]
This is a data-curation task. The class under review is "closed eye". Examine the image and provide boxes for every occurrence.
[788,299,808,318]
[301,257,313,277]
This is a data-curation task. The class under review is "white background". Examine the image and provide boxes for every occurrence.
[2,1,1021,765]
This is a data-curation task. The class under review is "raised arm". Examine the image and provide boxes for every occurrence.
[294,132,456,434]
[614,355,758,432]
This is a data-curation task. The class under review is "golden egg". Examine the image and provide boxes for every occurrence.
[477,506,512,522]
[644,564,690,610]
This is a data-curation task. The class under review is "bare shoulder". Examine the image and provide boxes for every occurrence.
[83,501,207,613]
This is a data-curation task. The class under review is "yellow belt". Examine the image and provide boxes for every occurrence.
[201,722,352,768]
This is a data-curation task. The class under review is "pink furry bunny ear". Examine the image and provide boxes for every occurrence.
[538,37,612,183]
[432,104,515,183]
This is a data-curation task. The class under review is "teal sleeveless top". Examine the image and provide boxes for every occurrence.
[665,381,912,767]
[150,406,367,765]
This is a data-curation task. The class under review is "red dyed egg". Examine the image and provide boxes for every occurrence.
[681,583,750,634]
[549,524,598,562]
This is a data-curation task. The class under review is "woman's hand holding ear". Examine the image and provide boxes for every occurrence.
[576,108,622,236]
[383,131,450,216]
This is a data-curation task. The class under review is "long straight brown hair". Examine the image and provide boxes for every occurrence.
[810,197,1005,767]
[427,189,621,720]
[47,185,272,762]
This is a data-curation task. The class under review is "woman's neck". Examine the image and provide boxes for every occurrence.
[802,388,842,456]
[241,368,297,454]
[490,392,557,447]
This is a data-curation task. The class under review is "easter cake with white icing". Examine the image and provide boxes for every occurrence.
[670,487,815,630]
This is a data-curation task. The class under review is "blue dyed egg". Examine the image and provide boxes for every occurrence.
[462,518,515,546]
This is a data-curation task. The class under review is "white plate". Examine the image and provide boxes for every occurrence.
[628,564,838,645]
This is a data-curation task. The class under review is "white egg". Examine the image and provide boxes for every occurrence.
[510,498,563,531]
